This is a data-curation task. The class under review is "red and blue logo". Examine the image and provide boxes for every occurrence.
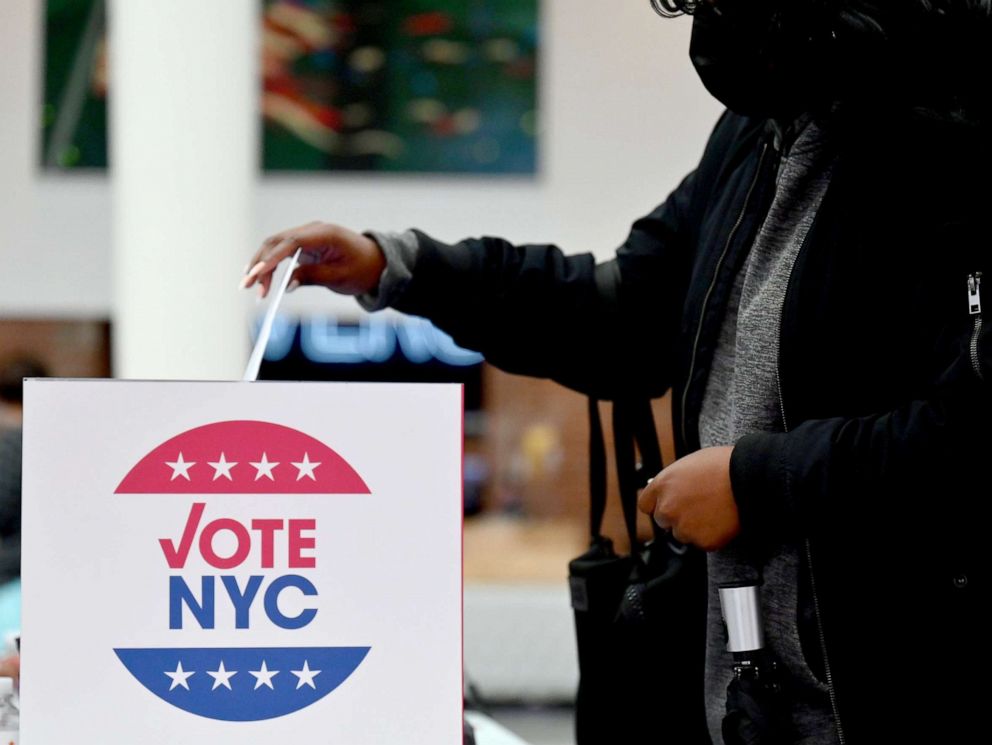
[113,420,371,722]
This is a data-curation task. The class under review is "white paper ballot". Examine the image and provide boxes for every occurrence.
[243,247,302,381]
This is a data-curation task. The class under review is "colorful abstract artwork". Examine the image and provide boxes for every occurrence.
[42,0,539,174]
[42,0,109,169]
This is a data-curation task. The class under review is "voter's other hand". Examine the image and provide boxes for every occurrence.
[242,221,386,299]
[637,446,739,551]
[0,653,18,684]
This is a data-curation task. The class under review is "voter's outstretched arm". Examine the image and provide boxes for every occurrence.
[241,171,698,400]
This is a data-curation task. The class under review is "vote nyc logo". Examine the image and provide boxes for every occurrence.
[113,420,371,722]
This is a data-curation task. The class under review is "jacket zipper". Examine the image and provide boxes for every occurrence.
[777,242,847,745]
[968,272,983,380]
[680,143,769,445]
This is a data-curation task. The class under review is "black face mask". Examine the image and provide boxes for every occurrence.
[689,2,826,119]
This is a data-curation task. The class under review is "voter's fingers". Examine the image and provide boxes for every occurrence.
[242,221,328,297]
[638,470,676,532]
[242,222,385,298]
[637,475,662,520]
[253,236,302,298]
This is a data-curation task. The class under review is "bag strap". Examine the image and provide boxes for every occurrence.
[587,397,608,541]
[586,396,666,547]
[611,399,641,549]
[629,397,669,544]
[613,398,666,549]
[630,397,662,481]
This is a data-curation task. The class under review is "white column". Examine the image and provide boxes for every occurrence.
[110,0,257,379]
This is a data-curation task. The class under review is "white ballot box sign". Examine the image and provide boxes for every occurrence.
[20,380,463,744]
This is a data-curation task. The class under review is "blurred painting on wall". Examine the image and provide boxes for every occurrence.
[41,0,539,174]
[41,0,108,169]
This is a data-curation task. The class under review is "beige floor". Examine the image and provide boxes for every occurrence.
[464,516,586,582]
[488,707,574,745]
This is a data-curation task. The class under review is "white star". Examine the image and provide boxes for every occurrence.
[165,661,194,691]
[291,452,321,481]
[291,660,321,690]
[250,453,279,481]
[249,660,279,690]
[207,660,237,691]
[207,452,238,481]
[165,452,195,481]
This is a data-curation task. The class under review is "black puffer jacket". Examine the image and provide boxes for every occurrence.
[391,109,988,742]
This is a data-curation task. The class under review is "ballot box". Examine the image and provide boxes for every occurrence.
[20,380,463,744]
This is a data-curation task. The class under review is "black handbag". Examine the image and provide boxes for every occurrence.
[568,397,710,744]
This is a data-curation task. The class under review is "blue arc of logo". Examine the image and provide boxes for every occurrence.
[115,646,371,721]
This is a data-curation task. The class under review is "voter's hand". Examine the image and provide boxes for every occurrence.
[637,446,739,551]
[242,221,386,299]
[0,653,18,684]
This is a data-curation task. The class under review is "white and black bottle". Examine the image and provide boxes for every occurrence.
[719,582,783,745]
